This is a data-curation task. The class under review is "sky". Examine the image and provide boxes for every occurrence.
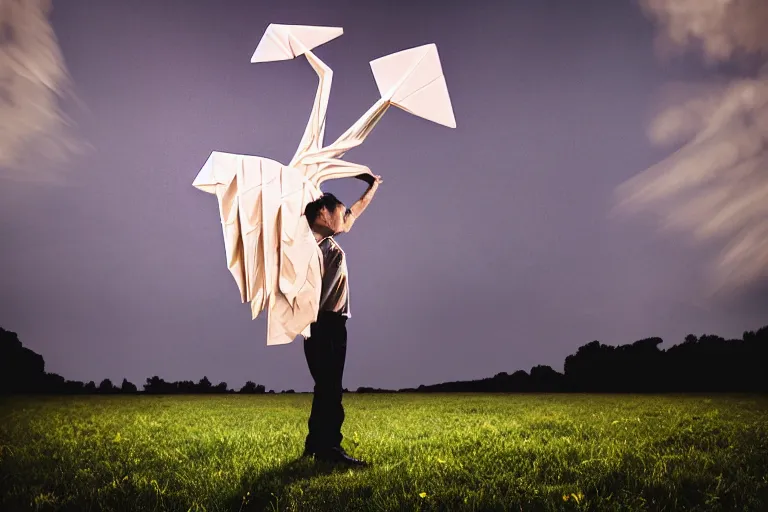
[1,0,766,392]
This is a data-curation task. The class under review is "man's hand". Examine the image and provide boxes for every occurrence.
[356,173,383,186]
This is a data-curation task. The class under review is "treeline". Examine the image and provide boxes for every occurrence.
[2,324,767,394]
[361,327,768,393]
[0,327,300,395]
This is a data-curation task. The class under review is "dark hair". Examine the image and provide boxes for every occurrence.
[304,193,344,225]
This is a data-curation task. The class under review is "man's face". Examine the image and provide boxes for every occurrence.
[329,203,346,233]
[318,203,346,234]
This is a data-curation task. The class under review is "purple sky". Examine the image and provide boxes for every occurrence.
[1,0,765,392]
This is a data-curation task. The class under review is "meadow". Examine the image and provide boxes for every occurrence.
[1,393,767,511]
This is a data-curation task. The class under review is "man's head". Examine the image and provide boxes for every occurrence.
[305,193,346,236]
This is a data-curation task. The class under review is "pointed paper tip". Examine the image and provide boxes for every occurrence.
[250,24,343,63]
[192,152,218,193]
[369,43,456,129]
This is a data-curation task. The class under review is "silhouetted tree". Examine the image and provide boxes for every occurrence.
[121,378,137,393]
[0,327,46,393]
[143,376,173,393]
[174,380,194,393]
[509,370,531,390]
[59,380,84,394]
[564,337,666,392]
[197,376,212,393]
[98,378,119,394]
[530,365,565,392]
[43,373,65,393]
[357,386,396,393]
[240,381,266,393]
[490,369,531,391]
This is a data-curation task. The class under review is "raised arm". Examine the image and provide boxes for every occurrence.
[340,175,382,233]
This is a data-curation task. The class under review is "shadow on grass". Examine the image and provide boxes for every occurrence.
[226,455,370,512]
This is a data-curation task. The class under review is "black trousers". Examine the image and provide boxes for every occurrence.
[303,311,348,451]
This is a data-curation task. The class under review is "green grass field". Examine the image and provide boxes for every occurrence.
[1,393,767,511]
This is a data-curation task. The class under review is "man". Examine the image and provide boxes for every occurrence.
[301,174,383,466]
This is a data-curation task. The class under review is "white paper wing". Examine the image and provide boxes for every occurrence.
[193,151,323,344]
[193,152,247,302]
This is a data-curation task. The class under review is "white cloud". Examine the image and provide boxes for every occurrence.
[616,0,768,292]
[0,0,81,182]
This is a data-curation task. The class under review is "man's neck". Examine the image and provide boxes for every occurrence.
[311,222,335,242]
[313,229,331,242]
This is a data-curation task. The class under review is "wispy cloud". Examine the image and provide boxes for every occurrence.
[616,0,768,293]
[0,0,83,183]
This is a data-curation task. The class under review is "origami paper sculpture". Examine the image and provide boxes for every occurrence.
[192,24,456,345]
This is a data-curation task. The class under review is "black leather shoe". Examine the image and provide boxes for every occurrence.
[314,446,369,467]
